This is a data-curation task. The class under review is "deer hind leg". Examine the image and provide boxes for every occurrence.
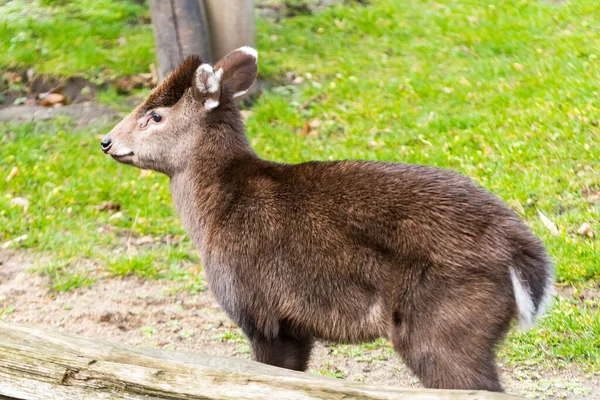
[248,321,314,371]
[390,277,514,392]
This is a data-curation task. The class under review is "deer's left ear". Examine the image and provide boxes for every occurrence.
[214,46,258,99]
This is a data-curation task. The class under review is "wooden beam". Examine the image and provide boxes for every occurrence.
[0,323,520,400]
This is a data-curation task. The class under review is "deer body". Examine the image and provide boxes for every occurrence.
[102,48,554,392]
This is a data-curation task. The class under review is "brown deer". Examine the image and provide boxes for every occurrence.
[101,47,554,392]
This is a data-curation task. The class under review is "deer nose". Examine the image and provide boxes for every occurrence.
[101,137,112,153]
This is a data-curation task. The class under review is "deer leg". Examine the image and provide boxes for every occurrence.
[390,277,513,391]
[249,329,314,371]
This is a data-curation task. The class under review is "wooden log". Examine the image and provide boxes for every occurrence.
[148,0,213,81]
[0,323,520,400]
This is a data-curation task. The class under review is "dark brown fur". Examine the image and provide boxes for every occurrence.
[103,49,553,392]
[140,55,202,116]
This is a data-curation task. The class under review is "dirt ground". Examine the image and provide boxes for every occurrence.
[0,249,597,399]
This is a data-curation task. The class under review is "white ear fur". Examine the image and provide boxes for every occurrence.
[233,89,249,99]
[194,64,223,110]
[238,46,258,60]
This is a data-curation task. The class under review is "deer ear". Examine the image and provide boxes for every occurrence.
[214,46,258,99]
[192,64,223,110]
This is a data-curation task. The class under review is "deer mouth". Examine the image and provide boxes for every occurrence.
[110,145,134,159]
[111,152,135,166]
[110,146,135,163]
[112,151,134,158]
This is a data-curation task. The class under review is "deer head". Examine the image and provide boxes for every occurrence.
[101,47,258,176]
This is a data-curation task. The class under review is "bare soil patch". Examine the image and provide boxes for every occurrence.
[0,249,598,399]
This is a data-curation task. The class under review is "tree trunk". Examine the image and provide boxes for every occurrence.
[0,323,520,400]
[148,0,213,81]
[204,0,258,98]
[204,0,256,62]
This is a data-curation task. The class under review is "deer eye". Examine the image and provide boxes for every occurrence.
[150,111,162,123]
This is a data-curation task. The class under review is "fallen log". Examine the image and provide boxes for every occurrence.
[0,323,519,399]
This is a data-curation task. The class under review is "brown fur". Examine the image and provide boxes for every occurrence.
[141,55,202,116]
[102,49,553,392]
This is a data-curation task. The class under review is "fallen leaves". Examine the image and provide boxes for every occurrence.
[114,73,156,94]
[10,197,29,214]
[582,188,600,204]
[537,210,559,236]
[109,212,125,221]
[1,234,28,249]
[299,119,321,137]
[5,167,18,182]
[577,223,594,238]
[97,201,122,212]
[134,235,154,247]
[2,71,22,85]
[512,63,525,72]
[39,92,67,107]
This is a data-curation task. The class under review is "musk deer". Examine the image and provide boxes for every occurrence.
[101,47,554,392]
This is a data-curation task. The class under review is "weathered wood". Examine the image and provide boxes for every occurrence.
[149,0,212,81]
[204,0,255,61]
[204,0,259,98]
[0,323,520,400]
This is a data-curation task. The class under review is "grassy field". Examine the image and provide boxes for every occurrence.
[1,0,599,378]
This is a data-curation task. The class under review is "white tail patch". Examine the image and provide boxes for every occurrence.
[509,267,535,330]
[509,267,554,330]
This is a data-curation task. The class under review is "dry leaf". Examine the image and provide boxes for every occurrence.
[309,119,322,129]
[1,234,28,249]
[39,93,66,107]
[513,63,525,72]
[300,121,311,136]
[10,197,29,213]
[537,210,559,236]
[577,222,594,238]
[109,212,124,221]
[2,71,22,84]
[97,225,118,234]
[135,235,154,246]
[114,77,134,94]
[5,166,18,182]
[97,201,121,212]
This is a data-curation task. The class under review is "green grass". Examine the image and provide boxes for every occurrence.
[1,0,599,372]
[0,0,154,81]
[502,296,600,370]
[38,260,96,292]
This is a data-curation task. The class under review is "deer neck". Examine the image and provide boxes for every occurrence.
[169,119,258,255]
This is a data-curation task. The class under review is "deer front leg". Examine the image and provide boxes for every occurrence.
[248,324,314,371]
